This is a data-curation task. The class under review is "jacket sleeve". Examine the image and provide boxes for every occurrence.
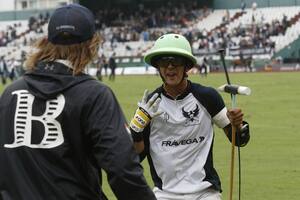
[83,85,156,200]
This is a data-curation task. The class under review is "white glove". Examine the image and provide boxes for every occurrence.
[130,90,162,132]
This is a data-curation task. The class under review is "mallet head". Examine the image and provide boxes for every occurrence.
[218,84,251,95]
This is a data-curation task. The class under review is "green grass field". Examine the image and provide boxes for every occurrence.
[1,72,300,200]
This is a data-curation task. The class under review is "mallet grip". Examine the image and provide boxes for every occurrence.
[218,84,251,95]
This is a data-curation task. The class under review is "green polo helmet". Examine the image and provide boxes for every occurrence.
[144,33,197,69]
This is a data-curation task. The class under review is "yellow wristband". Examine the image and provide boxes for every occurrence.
[136,109,151,122]
[129,108,151,132]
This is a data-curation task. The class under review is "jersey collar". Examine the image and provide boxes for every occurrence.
[161,80,192,100]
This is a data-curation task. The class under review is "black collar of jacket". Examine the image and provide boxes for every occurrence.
[26,61,79,75]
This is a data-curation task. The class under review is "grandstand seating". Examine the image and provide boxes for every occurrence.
[196,9,240,32]
[1,5,300,70]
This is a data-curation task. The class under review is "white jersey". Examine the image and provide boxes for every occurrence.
[140,81,230,195]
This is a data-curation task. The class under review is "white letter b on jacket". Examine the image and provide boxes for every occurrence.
[4,90,65,149]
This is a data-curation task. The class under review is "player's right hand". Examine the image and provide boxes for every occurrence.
[130,90,162,132]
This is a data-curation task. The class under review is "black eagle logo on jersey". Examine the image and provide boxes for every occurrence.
[182,104,200,122]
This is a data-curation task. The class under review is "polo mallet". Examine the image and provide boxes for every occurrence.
[218,49,251,200]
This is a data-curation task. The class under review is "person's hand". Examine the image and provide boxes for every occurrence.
[226,108,250,147]
[138,90,162,118]
[227,108,244,129]
[130,90,162,132]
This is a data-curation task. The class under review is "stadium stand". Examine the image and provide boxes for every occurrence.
[1,0,300,77]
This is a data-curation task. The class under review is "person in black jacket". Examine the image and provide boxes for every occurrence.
[0,56,8,85]
[108,53,117,81]
[0,4,156,200]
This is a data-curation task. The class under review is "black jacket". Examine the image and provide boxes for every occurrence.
[0,61,156,200]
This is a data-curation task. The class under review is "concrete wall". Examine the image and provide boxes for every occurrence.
[0,0,15,11]
[213,0,300,9]
[0,9,54,21]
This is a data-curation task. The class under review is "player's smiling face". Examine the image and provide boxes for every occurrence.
[159,64,185,86]
[156,56,186,86]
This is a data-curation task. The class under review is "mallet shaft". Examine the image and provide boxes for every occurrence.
[229,125,236,200]
[218,49,231,85]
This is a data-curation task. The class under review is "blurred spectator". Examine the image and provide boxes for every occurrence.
[0,56,8,84]
[198,57,209,77]
[96,57,102,81]
[241,1,246,13]
[101,56,108,77]
[109,53,117,81]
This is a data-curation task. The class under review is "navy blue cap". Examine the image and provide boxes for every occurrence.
[48,4,95,45]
